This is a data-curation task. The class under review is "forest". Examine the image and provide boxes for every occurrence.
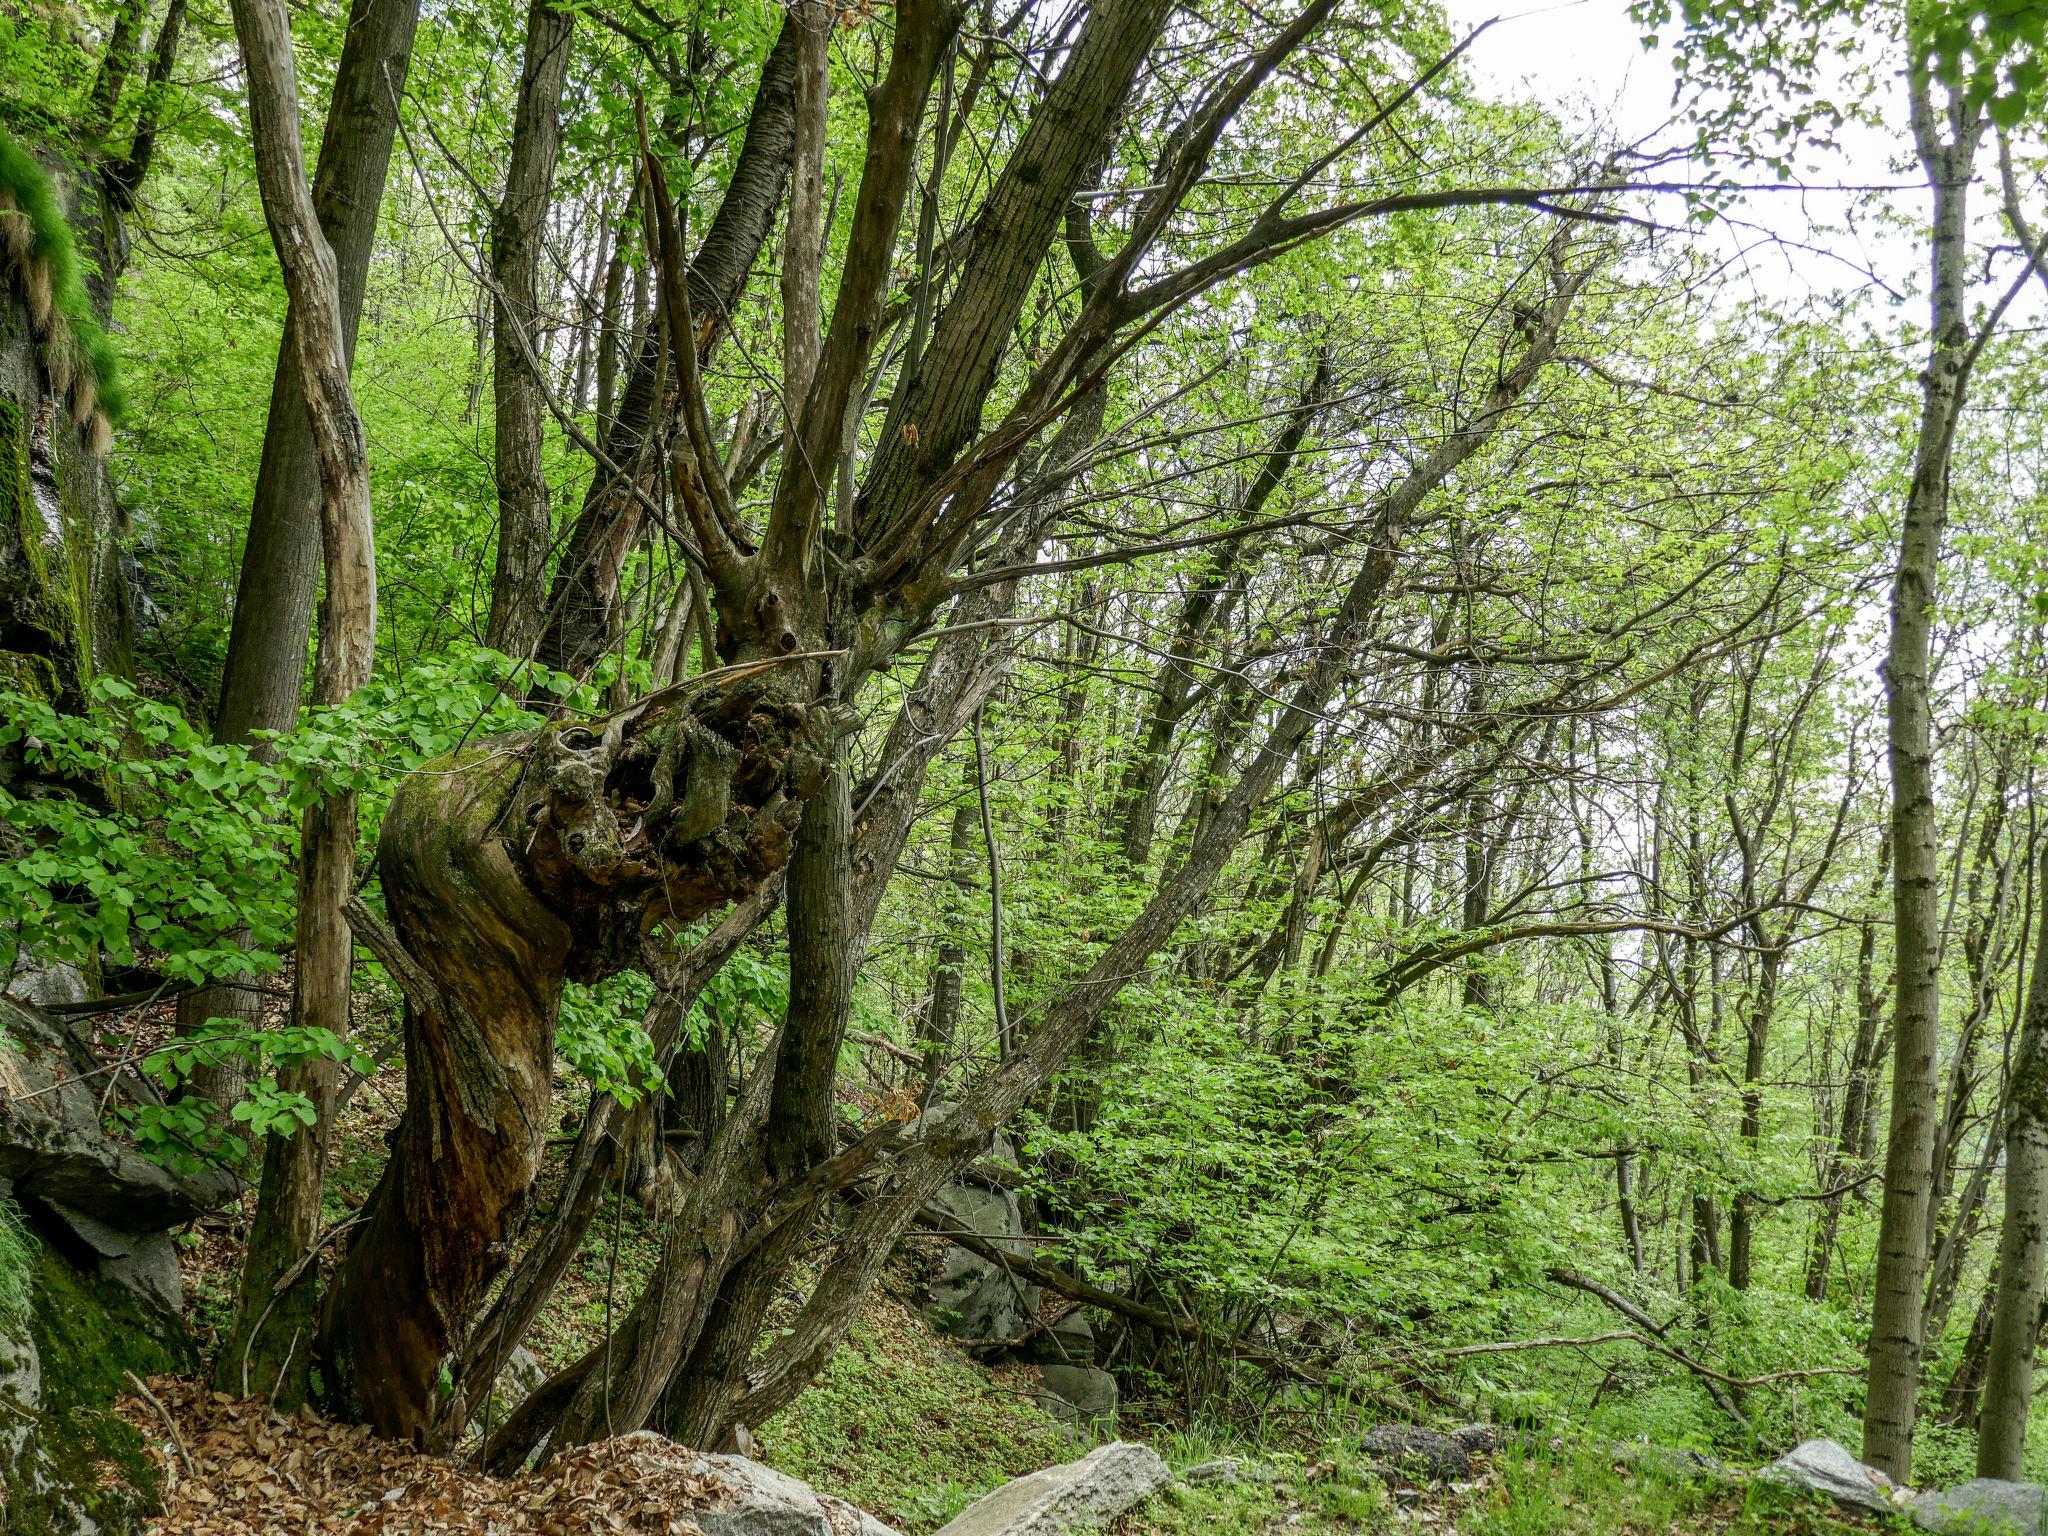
[1,0,2048,1531]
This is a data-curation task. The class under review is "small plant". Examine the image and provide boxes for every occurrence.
[0,1193,35,1334]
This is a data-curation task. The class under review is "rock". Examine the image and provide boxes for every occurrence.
[1,1242,191,1535]
[1181,1456,1245,1486]
[668,1446,861,1536]
[0,998,236,1280]
[1036,1363,1116,1427]
[933,1441,1171,1536]
[1911,1479,2048,1534]
[467,1344,551,1436]
[1359,1424,1498,1486]
[926,1182,1036,1344]
[1027,1309,1095,1366]
[819,1493,906,1536]
[1762,1438,1907,1514]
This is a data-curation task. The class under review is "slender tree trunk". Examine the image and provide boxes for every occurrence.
[1976,843,2048,1477]
[483,0,575,658]
[219,0,378,1405]
[183,0,418,1102]
[1863,122,1981,1483]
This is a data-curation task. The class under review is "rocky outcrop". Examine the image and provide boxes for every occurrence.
[1,1243,190,1535]
[0,994,229,1534]
[671,1447,903,1536]
[932,1441,1171,1536]
[1034,1364,1115,1428]
[1762,1438,1911,1515]
[1912,1479,2047,1534]
[0,994,234,1312]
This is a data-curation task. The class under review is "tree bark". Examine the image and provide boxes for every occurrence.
[1976,842,2048,1478]
[182,0,418,1102]
[535,20,800,678]
[483,0,576,658]
[219,0,378,1405]
[1862,109,1983,1482]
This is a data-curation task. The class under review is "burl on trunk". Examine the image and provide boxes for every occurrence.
[316,678,831,1442]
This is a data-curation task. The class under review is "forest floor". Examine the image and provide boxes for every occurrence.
[129,994,1895,1534]
[116,1280,1905,1536]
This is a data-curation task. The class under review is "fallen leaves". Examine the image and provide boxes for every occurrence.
[117,1378,720,1536]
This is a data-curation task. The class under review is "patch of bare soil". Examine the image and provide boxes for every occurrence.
[119,1379,720,1535]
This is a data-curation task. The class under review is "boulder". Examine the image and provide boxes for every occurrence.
[926,1182,1036,1345]
[0,997,235,1312]
[1360,1424,1498,1486]
[1911,1479,2047,1534]
[1762,1438,1908,1515]
[1027,1309,1095,1366]
[1036,1363,1116,1427]
[664,1446,900,1536]
[0,1242,190,1534]
[933,1441,1171,1536]
[819,1493,906,1536]
[1180,1456,1245,1486]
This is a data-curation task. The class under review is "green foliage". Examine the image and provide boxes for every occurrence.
[0,647,561,990]
[114,1018,372,1173]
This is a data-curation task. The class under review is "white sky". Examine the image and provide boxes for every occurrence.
[1440,0,1931,312]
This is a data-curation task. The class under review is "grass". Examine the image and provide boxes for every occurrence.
[761,1288,1078,1533]
[1128,1433,1905,1536]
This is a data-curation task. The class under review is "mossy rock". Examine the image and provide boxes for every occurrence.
[0,1245,189,1535]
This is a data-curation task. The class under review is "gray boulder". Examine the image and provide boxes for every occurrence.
[819,1493,905,1536]
[1911,1479,2047,1534]
[1360,1424,1498,1486]
[679,1446,899,1536]
[934,1441,1171,1536]
[1027,1309,1095,1366]
[927,1182,1037,1345]
[1036,1363,1116,1427]
[1763,1439,1908,1515]
[1180,1456,1245,1487]
[0,996,235,1313]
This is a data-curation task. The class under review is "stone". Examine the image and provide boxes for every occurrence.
[1036,1363,1116,1427]
[1360,1424,1498,1486]
[926,1182,1036,1344]
[467,1345,551,1437]
[1911,1479,2048,1534]
[1762,1438,1907,1514]
[933,1441,1171,1536]
[671,1445,840,1536]
[1181,1456,1244,1486]
[819,1493,906,1536]
[1028,1309,1095,1366]
[0,999,236,1244]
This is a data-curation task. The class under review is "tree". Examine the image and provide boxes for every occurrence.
[219,0,378,1404]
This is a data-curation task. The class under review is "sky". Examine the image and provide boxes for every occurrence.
[1438,0,1931,311]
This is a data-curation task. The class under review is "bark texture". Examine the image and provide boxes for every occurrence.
[482,0,575,658]
[1975,844,2048,1478]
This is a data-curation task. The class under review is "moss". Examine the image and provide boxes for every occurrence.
[763,1295,1072,1533]
[3,1248,184,1535]
[0,128,125,426]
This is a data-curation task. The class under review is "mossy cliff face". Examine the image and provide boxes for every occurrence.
[0,1246,184,1535]
[0,146,132,715]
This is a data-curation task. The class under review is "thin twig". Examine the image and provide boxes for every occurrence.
[125,1369,193,1478]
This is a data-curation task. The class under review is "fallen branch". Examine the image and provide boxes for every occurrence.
[913,1204,1318,1383]
[124,1369,193,1479]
